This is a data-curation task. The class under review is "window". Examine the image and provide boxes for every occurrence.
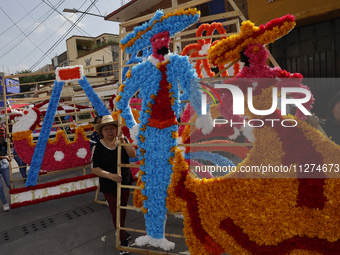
[96,65,113,76]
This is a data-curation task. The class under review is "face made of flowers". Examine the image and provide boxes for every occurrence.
[101,124,117,139]
[332,101,340,123]
[150,31,170,61]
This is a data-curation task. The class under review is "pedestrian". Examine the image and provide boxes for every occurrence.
[90,116,102,151]
[0,140,12,211]
[91,115,136,254]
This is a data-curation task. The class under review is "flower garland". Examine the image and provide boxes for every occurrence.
[186,140,250,160]
[117,9,206,246]
[164,14,340,255]
[185,151,235,169]
[10,174,96,194]
[109,94,116,111]
[25,66,110,187]
[120,9,200,54]
[185,159,214,179]
[13,124,91,172]
[26,79,65,186]
[181,22,230,78]
[10,174,97,209]
[116,54,203,129]
[181,103,221,142]
[34,100,94,117]
[167,118,340,254]
[69,123,93,134]
[178,104,192,136]
[56,65,83,83]
[208,15,296,66]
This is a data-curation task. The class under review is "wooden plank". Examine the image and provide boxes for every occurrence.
[172,18,239,39]
[173,33,236,43]
[94,200,107,205]
[120,184,141,189]
[120,142,253,147]
[199,10,242,23]
[119,226,185,239]
[268,51,279,67]
[179,142,253,147]
[119,163,140,168]
[116,22,125,250]
[213,59,239,78]
[117,246,180,255]
[120,0,212,27]
[36,165,91,176]
[4,62,118,79]
[228,0,247,21]
[4,79,55,87]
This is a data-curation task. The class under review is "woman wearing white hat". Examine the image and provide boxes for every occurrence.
[91,115,136,253]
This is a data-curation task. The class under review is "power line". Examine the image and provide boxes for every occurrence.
[0,1,43,36]
[13,0,93,67]
[0,2,56,55]
[91,0,102,16]
[32,0,114,68]
[0,1,66,59]
[29,0,99,71]
[43,0,93,38]
[0,7,46,56]
[42,0,114,57]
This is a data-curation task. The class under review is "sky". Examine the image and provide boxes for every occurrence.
[0,0,126,74]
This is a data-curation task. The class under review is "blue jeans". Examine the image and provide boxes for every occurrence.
[13,148,27,178]
[0,159,11,205]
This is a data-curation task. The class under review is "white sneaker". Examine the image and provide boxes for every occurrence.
[3,203,10,212]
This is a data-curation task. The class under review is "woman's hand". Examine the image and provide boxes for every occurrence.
[118,131,125,144]
[111,173,122,183]
[307,113,320,127]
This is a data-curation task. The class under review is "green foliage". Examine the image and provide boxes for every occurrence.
[16,70,55,93]
[93,39,118,51]
[78,112,92,120]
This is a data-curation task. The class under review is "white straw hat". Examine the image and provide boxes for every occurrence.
[94,115,118,135]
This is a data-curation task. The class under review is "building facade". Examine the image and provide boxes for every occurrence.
[247,0,340,117]
[66,33,119,77]
[0,73,21,107]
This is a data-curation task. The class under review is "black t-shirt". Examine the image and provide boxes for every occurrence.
[0,140,7,157]
[321,121,340,146]
[92,138,133,193]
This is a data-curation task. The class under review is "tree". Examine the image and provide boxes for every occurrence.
[16,70,55,93]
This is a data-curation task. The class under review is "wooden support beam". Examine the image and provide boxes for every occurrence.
[120,0,212,27]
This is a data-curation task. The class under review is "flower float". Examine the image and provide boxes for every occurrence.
[166,15,340,255]
[117,8,214,250]
[208,14,296,66]
[69,123,94,134]
[22,65,110,186]
[11,106,91,174]
[181,22,232,78]
[34,100,95,118]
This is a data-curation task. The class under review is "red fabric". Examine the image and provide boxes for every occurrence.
[220,217,340,254]
[104,189,130,241]
[10,186,97,209]
[0,126,5,140]
[175,171,225,255]
[266,110,326,209]
[0,104,30,114]
[148,64,177,128]
[10,174,96,194]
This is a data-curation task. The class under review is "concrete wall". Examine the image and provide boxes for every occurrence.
[248,0,340,26]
